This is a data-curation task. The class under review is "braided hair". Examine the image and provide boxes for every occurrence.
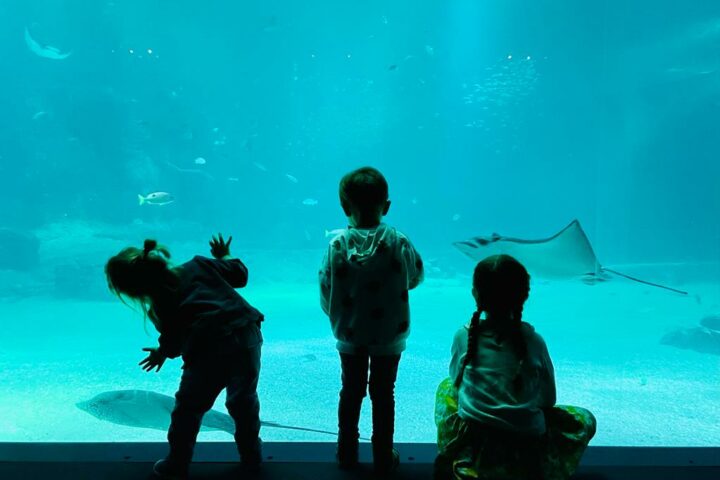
[454,254,531,389]
[105,239,179,329]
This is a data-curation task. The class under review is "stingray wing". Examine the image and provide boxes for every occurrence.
[453,219,601,278]
[24,27,71,60]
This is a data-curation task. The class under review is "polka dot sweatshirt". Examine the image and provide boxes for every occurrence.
[319,224,424,355]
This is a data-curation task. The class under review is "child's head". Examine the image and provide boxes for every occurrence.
[339,166,391,228]
[455,254,531,389]
[105,239,176,305]
[472,254,530,320]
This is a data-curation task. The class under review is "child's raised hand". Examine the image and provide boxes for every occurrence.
[209,233,233,259]
[139,347,166,372]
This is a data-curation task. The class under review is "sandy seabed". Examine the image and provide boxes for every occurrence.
[0,273,718,446]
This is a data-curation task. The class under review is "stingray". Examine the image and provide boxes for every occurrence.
[454,219,687,294]
[24,27,72,60]
[77,390,356,439]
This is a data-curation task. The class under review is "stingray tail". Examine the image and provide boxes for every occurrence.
[602,267,688,295]
[261,421,371,441]
[204,411,369,441]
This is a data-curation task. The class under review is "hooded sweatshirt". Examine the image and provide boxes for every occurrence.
[319,224,424,355]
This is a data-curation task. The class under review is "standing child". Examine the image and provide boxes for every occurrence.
[434,254,596,480]
[105,234,264,479]
[319,166,424,473]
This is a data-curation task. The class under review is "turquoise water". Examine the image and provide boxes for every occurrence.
[1,1,719,446]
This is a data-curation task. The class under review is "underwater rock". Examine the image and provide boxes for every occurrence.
[700,314,720,331]
[660,326,720,356]
[0,228,40,271]
[53,261,109,300]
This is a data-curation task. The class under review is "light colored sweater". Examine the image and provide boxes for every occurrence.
[449,322,556,435]
[319,224,423,355]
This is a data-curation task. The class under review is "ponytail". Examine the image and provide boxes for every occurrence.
[141,238,171,261]
[105,239,178,329]
[454,310,481,388]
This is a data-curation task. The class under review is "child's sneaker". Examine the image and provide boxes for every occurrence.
[336,441,359,470]
[153,458,189,480]
[239,438,263,473]
[373,448,400,475]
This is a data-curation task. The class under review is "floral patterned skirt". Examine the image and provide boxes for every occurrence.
[434,378,596,480]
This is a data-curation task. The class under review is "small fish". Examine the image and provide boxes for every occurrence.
[194,157,206,165]
[253,162,268,172]
[138,192,174,206]
[32,111,48,121]
[302,198,318,206]
[452,213,461,221]
[325,228,345,238]
[285,174,299,183]
[227,177,240,182]
[388,64,398,71]
[425,45,434,56]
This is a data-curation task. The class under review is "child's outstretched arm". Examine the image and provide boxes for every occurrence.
[139,347,167,372]
[207,233,249,288]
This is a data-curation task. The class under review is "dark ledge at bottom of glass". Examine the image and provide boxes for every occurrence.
[0,443,718,467]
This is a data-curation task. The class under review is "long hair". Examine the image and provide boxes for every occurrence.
[454,254,531,389]
[104,239,179,330]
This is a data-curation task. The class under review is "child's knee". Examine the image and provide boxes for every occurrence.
[368,379,395,401]
[340,378,368,400]
[226,392,259,415]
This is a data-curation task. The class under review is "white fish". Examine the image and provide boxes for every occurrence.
[138,192,174,206]
[253,162,268,172]
[227,177,240,182]
[193,157,206,165]
[285,174,299,183]
[24,27,72,60]
[452,213,461,221]
[302,198,318,206]
[325,228,345,238]
[425,45,434,56]
[32,111,48,121]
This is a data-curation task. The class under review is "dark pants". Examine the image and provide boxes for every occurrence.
[167,341,261,465]
[338,352,401,460]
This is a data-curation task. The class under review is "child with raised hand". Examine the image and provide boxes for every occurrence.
[319,166,424,474]
[434,254,596,480]
[105,234,264,480]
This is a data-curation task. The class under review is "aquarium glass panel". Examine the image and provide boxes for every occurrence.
[1,0,718,445]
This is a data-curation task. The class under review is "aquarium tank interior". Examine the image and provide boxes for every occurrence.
[0,0,718,447]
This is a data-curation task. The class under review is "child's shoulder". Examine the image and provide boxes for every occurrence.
[378,224,417,246]
[521,322,549,347]
[453,324,471,344]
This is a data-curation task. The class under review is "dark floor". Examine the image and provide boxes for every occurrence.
[1,462,719,480]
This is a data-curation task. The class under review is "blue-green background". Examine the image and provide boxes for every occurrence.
[0,1,718,446]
